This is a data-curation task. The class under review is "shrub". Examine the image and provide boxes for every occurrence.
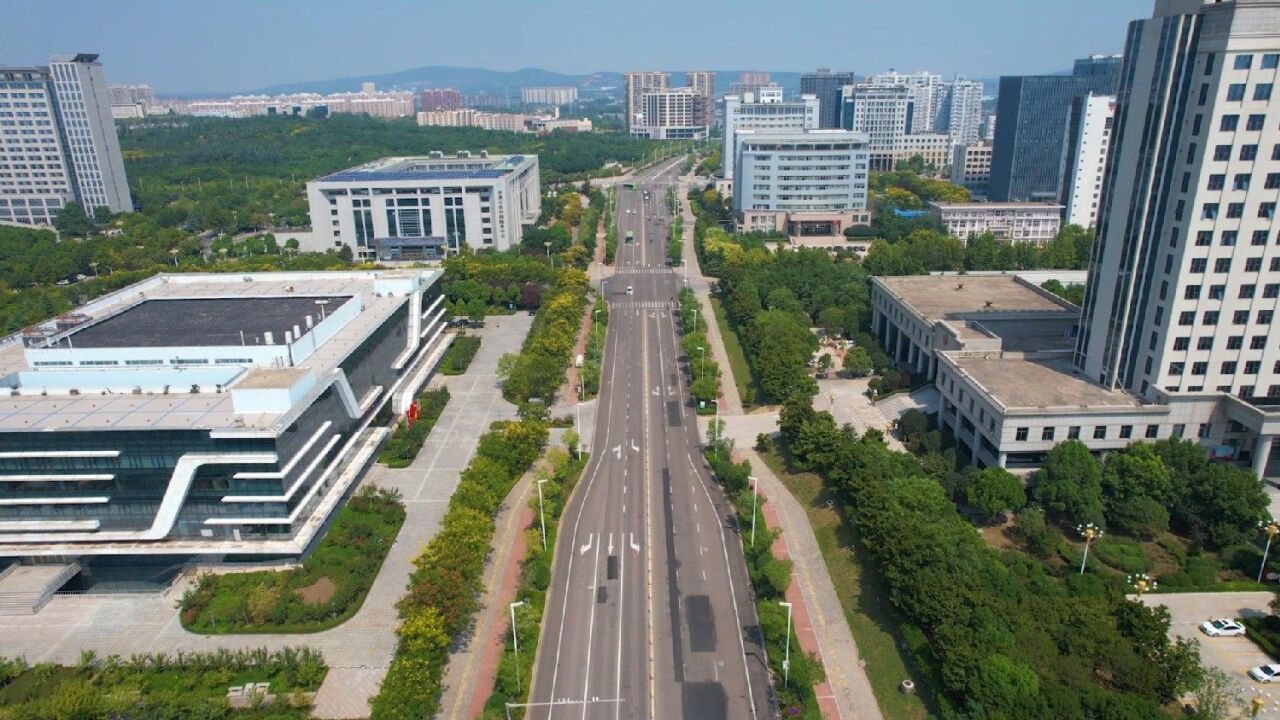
[1092,536,1153,573]
[439,336,481,375]
[378,387,451,468]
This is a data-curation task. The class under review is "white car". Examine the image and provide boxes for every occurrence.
[1200,618,1246,637]
[1251,664,1280,683]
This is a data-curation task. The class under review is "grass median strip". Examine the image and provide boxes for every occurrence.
[708,296,756,407]
[438,335,481,376]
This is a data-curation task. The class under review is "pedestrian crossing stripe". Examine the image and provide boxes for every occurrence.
[608,301,679,309]
[613,267,674,275]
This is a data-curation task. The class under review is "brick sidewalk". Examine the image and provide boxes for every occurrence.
[465,503,535,718]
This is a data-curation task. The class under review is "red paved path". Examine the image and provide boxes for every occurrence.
[466,504,535,719]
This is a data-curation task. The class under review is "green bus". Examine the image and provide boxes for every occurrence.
[623,182,637,190]
[625,231,634,243]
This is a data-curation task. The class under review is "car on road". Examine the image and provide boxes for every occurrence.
[1250,664,1280,683]
[626,286,633,295]
[1200,618,1247,637]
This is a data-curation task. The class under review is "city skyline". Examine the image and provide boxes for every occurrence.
[2,0,1148,94]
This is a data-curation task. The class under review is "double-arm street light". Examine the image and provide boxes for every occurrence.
[749,475,760,547]
[509,599,528,692]
[537,478,550,551]
[1077,523,1102,574]
[779,600,793,688]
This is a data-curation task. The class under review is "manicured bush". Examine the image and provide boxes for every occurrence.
[1092,536,1153,573]
[179,486,405,633]
[378,387,451,468]
[438,336,481,375]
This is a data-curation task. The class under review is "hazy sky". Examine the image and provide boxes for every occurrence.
[3,0,1152,94]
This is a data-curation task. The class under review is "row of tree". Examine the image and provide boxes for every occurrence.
[776,397,1204,719]
[372,418,548,718]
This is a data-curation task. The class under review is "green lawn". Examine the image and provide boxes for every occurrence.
[439,335,481,376]
[759,450,938,720]
[708,296,757,407]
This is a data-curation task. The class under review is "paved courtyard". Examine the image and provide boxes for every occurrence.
[0,313,532,719]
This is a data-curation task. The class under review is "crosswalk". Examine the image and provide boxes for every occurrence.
[613,267,673,275]
[608,301,678,310]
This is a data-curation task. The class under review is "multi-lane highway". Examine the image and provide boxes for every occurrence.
[526,159,773,720]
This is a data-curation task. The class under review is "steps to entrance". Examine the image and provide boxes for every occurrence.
[0,562,79,615]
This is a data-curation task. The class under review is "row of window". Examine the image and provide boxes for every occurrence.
[1183,283,1280,299]
[1177,308,1276,325]
[1187,256,1278,273]
[1166,359,1279,375]
[1206,172,1280,190]
[1015,424,1163,442]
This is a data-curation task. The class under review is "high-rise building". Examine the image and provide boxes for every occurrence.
[1059,93,1115,229]
[419,88,462,112]
[721,93,819,180]
[943,79,984,145]
[731,129,870,236]
[0,54,132,227]
[520,86,578,106]
[950,142,993,197]
[624,71,670,131]
[871,70,945,133]
[635,88,707,140]
[108,83,154,107]
[989,55,1122,201]
[685,71,715,126]
[800,69,855,129]
[1076,0,1280,409]
[727,72,773,99]
[842,83,913,169]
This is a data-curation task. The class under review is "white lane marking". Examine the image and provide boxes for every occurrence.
[630,440,640,453]
[608,532,614,555]
[630,533,641,553]
[580,536,603,720]
[613,444,622,460]
[580,533,594,556]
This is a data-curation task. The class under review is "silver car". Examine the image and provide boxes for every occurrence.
[1200,618,1247,637]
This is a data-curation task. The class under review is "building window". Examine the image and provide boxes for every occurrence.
[1179,311,1196,326]
[1228,336,1244,350]
[1215,258,1232,272]
[1042,427,1055,441]
[1093,426,1107,440]
[1265,54,1280,69]
[1192,361,1209,375]
[1253,335,1268,349]
[1204,311,1220,325]
[1191,258,1207,272]
[1196,231,1213,246]
[1233,310,1249,324]
[1254,230,1271,245]
[1249,114,1267,131]
[1222,361,1238,374]
[1214,145,1232,161]
[1236,54,1255,70]
[1208,174,1226,190]
[1246,361,1262,375]
[1145,425,1159,439]
[1222,230,1238,245]
[1260,310,1275,324]
[1184,285,1202,300]
[1235,174,1252,191]
[1221,115,1240,132]
[1256,84,1274,102]
[1249,257,1265,271]
[1068,426,1081,440]
[1241,284,1257,299]
[1173,336,1190,351]
[1210,284,1226,299]
[1228,83,1247,101]
[1120,425,1134,439]
[1015,427,1028,441]
[1242,144,1259,161]
[1263,202,1277,219]
[1202,203,1219,220]
[1169,362,1186,375]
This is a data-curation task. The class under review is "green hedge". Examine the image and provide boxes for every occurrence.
[500,270,589,406]
[0,647,325,718]
[702,444,825,718]
[581,298,608,398]
[439,336,481,376]
[179,486,405,634]
[482,447,588,717]
[371,418,548,719]
[378,387,451,468]
[1243,616,1280,660]
[678,287,721,407]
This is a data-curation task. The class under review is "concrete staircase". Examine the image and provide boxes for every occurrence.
[0,562,79,615]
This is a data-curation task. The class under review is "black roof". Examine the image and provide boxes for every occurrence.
[51,296,351,349]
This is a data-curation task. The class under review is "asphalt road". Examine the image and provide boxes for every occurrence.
[526,158,774,720]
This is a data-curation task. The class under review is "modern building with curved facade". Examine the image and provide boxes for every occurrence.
[0,269,449,572]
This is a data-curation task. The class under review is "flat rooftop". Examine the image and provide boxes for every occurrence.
[877,274,1076,321]
[51,296,349,349]
[929,201,1064,211]
[949,353,1145,411]
[317,153,530,183]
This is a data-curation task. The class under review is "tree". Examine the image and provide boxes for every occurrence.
[54,202,93,237]
[748,309,818,402]
[898,409,929,444]
[1014,506,1055,557]
[966,468,1027,520]
[816,353,832,376]
[1182,463,1270,549]
[1190,668,1250,720]
[842,346,873,377]
[1109,495,1170,539]
[1033,440,1105,527]
[1102,442,1174,508]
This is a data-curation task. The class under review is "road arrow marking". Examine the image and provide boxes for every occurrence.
[580,533,594,555]
[608,533,614,554]
[630,533,641,553]
[613,444,622,460]
[631,440,640,453]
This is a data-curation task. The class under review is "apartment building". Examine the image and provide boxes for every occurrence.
[732,129,870,236]
[419,88,462,112]
[950,142,993,197]
[686,71,716,126]
[520,87,578,106]
[722,93,819,180]
[624,71,669,131]
[801,69,855,129]
[634,88,708,140]
[1060,93,1115,228]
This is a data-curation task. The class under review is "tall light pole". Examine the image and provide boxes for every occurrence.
[749,475,760,547]
[697,346,705,381]
[1077,523,1102,574]
[779,600,793,688]
[594,309,602,358]
[537,479,549,550]
[544,241,552,266]
[509,599,528,692]
[1259,520,1280,582]
[575,383,583,459]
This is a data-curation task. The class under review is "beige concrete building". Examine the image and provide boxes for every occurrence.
[928,201,1062,244]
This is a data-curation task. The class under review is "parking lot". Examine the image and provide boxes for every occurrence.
[1143,591,1280,714]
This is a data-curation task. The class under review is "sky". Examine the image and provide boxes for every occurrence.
[2,0,1153,95]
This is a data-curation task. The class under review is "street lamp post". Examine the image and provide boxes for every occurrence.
[1127,573,1157,597]
[594,309,602,358]
[537,479,549,551]
[509,600,527,692]
[1259,520,1280,583]
[1077,523,1102,575]
[779,600,793,688]
[749,475,760,547]
[697,346,705,381]
[544,241,553,267]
